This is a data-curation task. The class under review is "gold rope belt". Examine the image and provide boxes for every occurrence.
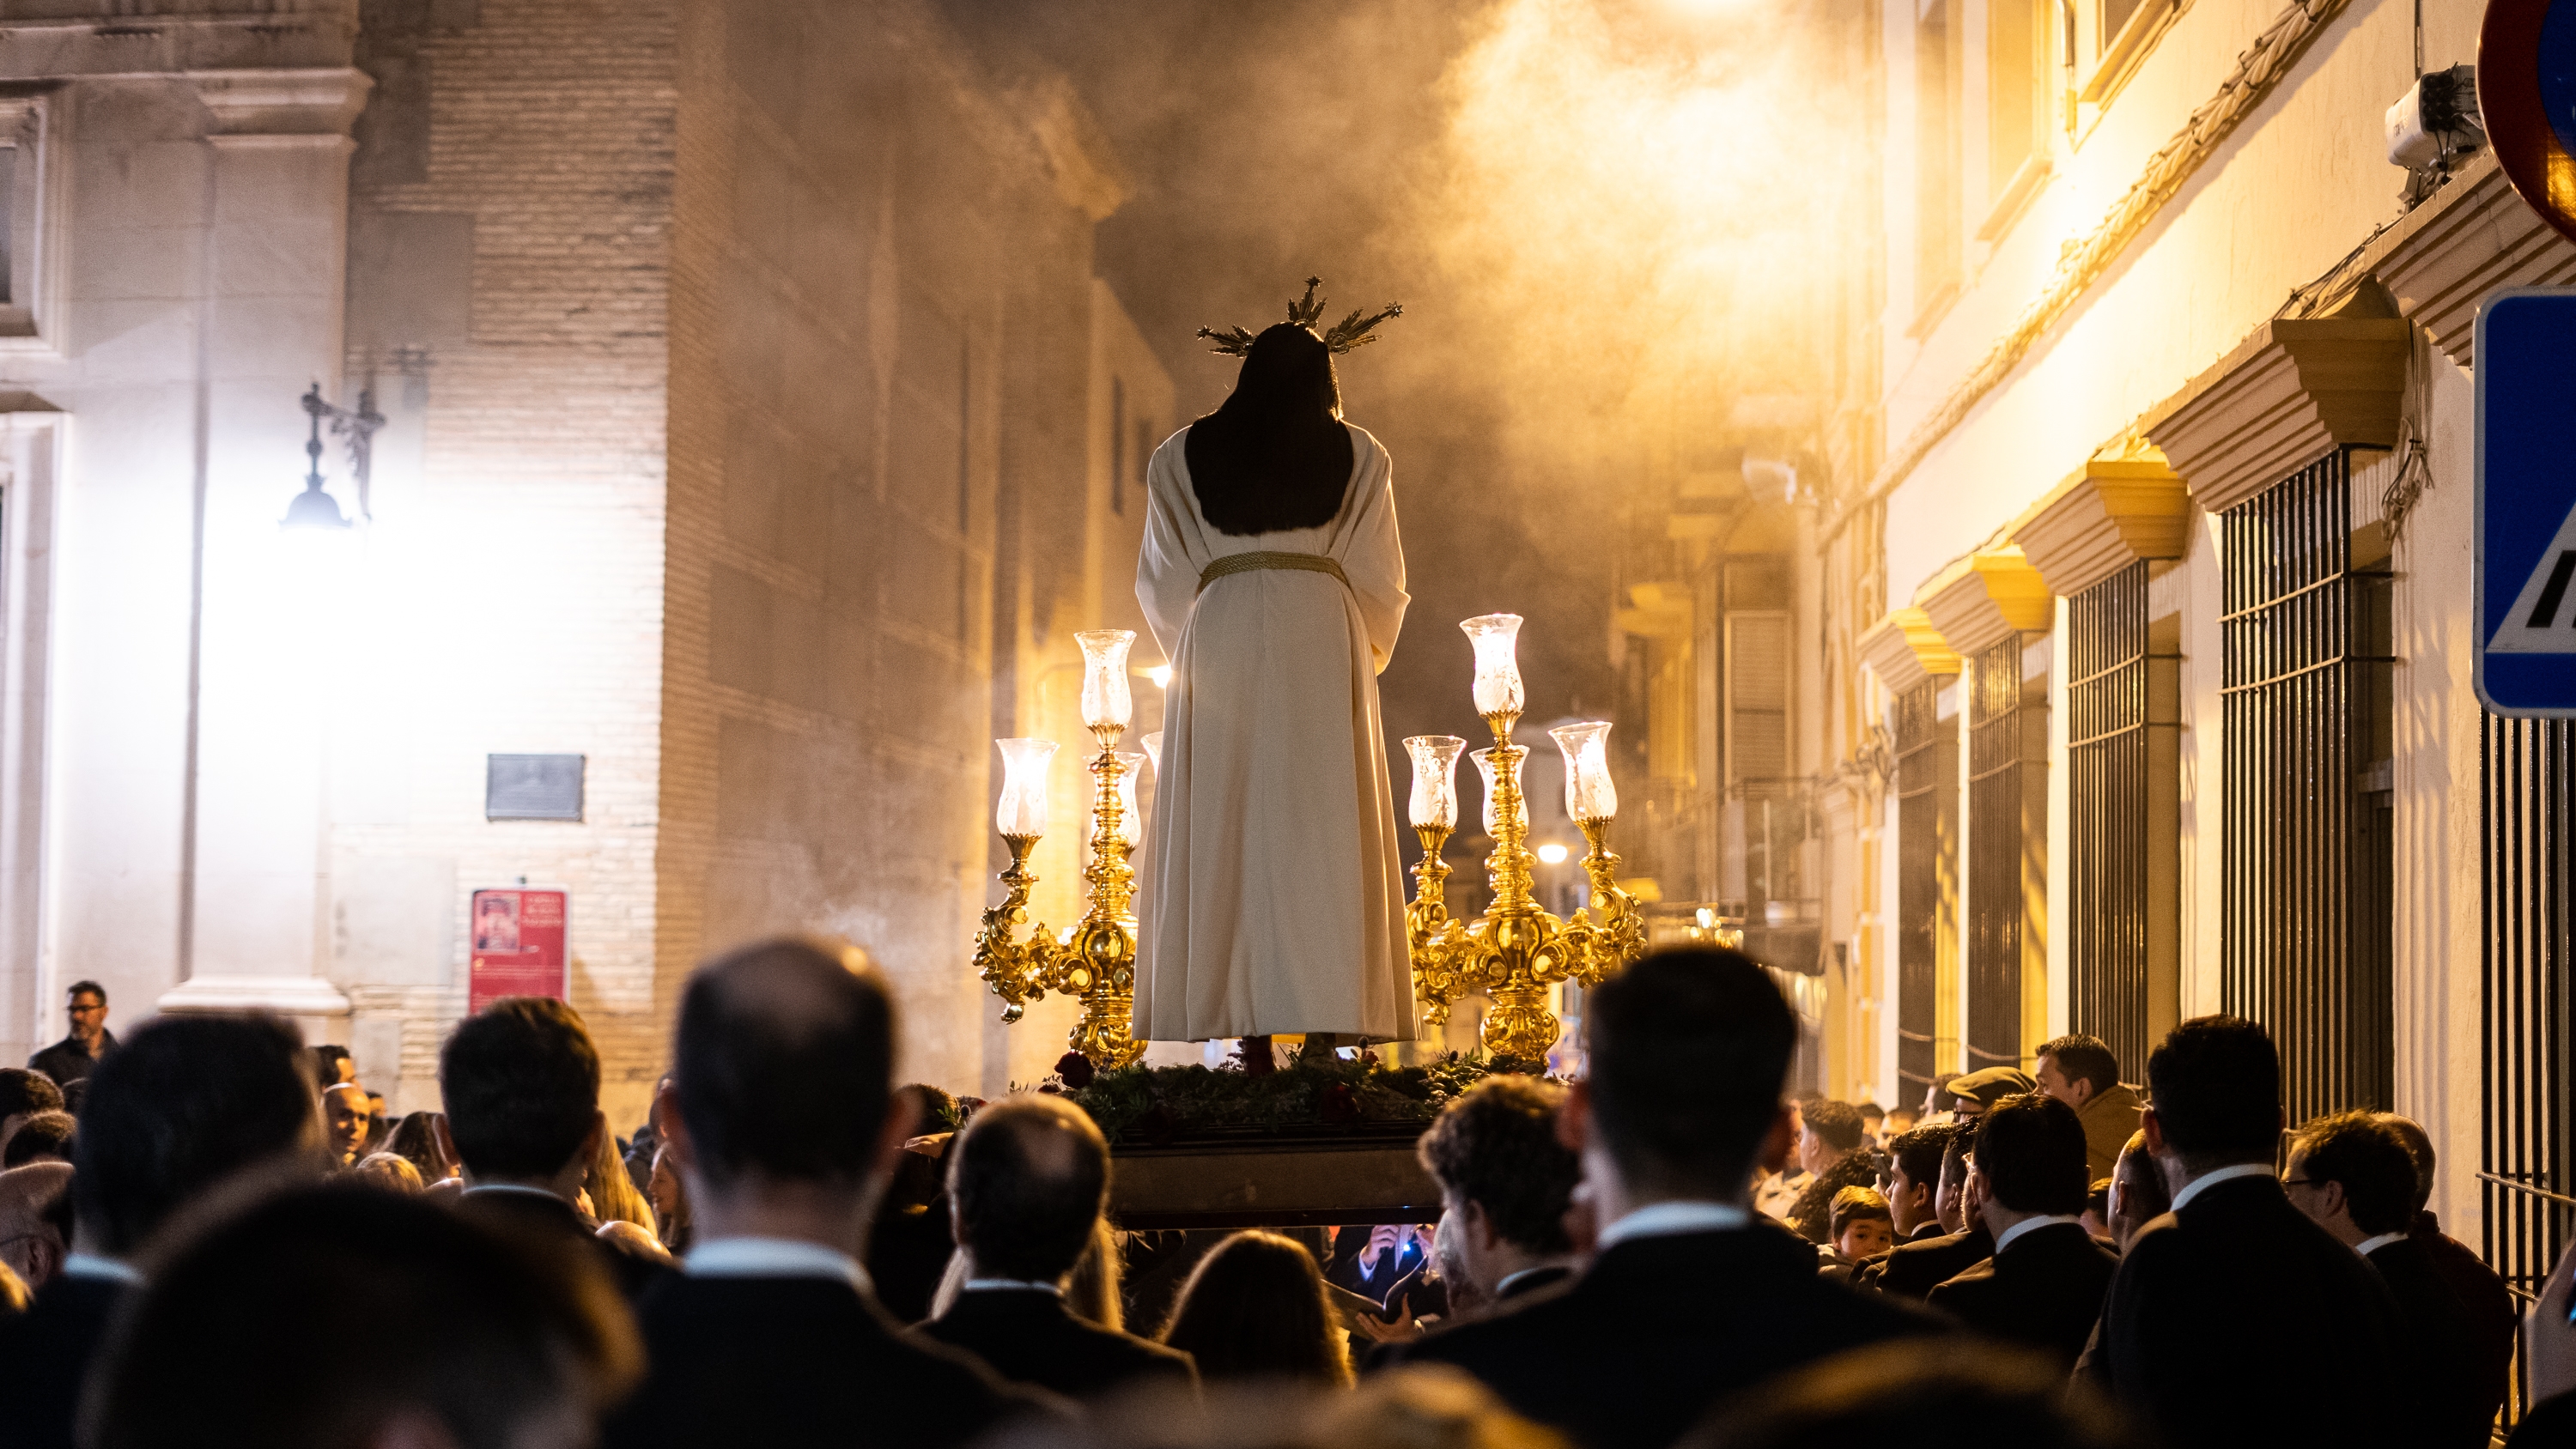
[1195,551,1349,596]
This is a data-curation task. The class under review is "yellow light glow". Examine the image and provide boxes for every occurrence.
[1536,842,1571,865]
[1147,664,1173,689]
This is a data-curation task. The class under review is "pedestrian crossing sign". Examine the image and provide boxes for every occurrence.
[2476,288,2576,716]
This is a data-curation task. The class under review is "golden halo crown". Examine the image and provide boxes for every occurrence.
[1196,276,1404,357]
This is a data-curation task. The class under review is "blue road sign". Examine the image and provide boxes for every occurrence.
[2476,288,2576,716]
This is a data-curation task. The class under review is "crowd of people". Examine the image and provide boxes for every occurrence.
[1,949,2573,1449]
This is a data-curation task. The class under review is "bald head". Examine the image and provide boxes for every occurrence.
[950,1094,1109,1283]
[0,1161,72,1289]
[672,937,895,1187]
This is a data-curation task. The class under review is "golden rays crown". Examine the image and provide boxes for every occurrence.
[1196,277,1405,357]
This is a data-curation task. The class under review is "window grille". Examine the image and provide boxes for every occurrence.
[2482,714,2576,1428]
[1895,680,1957,1095]
[2220,449,2393,1123]
[1968,634,2045,1068]
[2067,561,2177,1076]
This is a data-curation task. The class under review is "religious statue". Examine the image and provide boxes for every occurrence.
[1133,279,1412,1050]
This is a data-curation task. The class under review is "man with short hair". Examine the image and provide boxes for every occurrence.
[322,1081,374,1167]
[436,996,668,1298]
[1856,1125,1991,1299]
[2286,1113,2488,1449]
[1924,1093,2117,1370]
[1388,948,1931,1449]
[2036,1033,2144,1180]
[0,1065,64,1160]
[1413,1075,1583,1311]
[27,980,114,1088]
[1943,1066,2036,1118]
[88,1181,641,1449]
[1783,1100,1879,1244]
[1857,1101,1886,1144]
[0,1012,324,1449]
[604,937,1042,1449]
[2088,1017,2403,1449]
[917,1094,1194,1398]
[1875,1125,1951,1246]
[2106,1129,2170,1251]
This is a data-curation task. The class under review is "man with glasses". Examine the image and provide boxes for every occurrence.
[28,982,115,1088]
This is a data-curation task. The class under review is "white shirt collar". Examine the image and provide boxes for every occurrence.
[60,1252,144,1286]
[1596,1200,1751,1250]
[2170,1162,2275,1212]
[1992,1215,2086,1254]
[962,1277,1063,1295]
[686,1236,872,1294]
[2354,1232,2408,1258]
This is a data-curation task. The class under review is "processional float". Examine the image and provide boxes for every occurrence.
[973,613,1652,1068]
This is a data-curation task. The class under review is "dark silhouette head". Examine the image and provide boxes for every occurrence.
[948,1093,1109,1283]
[1158,1230,1350,1386]
[671,936,895,1188]
[1584,947,1797,1201]
[1184,322,1353,537]
[90,1181,639,1449]
[1973,1093,2091,1216]
[2145,1016,2282,1171]
[72,1014,321,1256]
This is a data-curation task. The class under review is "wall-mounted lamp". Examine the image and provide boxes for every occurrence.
[283,382,385,530]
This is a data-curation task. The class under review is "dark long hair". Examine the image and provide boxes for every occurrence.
[1184,324,1356,537]
[1157,1230,1351,1385]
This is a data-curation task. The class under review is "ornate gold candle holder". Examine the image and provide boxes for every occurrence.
[1406,615,1646,1061]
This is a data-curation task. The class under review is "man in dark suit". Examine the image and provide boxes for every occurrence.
[2286,1111,2492,1449]
[1874,1124,1953,1247]
[1857,1125,1991,1298]
[1924,1091,2117,1370]
[435,996,671,1300]
[1382,948,1935,1449]
[602,937,1048,1449]
[2086,1016,2405,1449]
[2379,1111,2518,1435]
[1415,1074,1584,1314]
[26,980,115,1089]
[0,1013,324,1449]
[916,1093,1194,1399]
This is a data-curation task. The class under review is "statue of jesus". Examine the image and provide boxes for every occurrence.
[1133,279,1414,1050]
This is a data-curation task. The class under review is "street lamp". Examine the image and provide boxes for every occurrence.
[283,383,385,530]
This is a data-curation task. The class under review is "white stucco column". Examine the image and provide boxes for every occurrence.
[156,70,371,1039]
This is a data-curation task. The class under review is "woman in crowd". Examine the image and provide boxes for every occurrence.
[1159,1230,1352,1387]
[584,1128,658,1237]
[386,1111,457,1184]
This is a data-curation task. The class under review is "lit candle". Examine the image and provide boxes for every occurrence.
[1460,614,1525,718]
[1404,735,1467,831]
[993,738,1059,839]
[1076,630,1136,731]
[1111,752,1147,846]
[1548,721,1618,822]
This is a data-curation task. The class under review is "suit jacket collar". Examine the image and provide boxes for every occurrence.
[1495,1264,1575,1300]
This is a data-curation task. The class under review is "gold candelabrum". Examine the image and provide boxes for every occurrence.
[1405,614,1648,1061]
[975,630,1153,1070]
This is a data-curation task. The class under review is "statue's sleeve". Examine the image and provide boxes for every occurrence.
[1135,440,1196,659]
[1342,440,1409,675]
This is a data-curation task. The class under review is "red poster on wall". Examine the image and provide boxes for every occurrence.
[468,889,568,1013]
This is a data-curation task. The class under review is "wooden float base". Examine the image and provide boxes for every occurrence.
[1109,1136,1439,1229]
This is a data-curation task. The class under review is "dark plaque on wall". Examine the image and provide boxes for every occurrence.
[485,754,584,822]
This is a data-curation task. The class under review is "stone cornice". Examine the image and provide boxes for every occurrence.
[1917,548,2053,657]
[2009,452,2193,597]
[1858,607,1961,695]
[190,66,371,136]
[2371,153,2576,369]
[2141,317,2408,515]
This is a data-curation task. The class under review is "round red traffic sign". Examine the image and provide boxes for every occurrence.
[2483,0,2576,246]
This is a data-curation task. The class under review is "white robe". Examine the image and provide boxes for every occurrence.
[1133,421,1415,1042]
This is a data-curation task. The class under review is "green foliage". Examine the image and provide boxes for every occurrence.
[1060,1049,1547,1145]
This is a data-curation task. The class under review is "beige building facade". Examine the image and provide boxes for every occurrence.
[0,0,1167,1125]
